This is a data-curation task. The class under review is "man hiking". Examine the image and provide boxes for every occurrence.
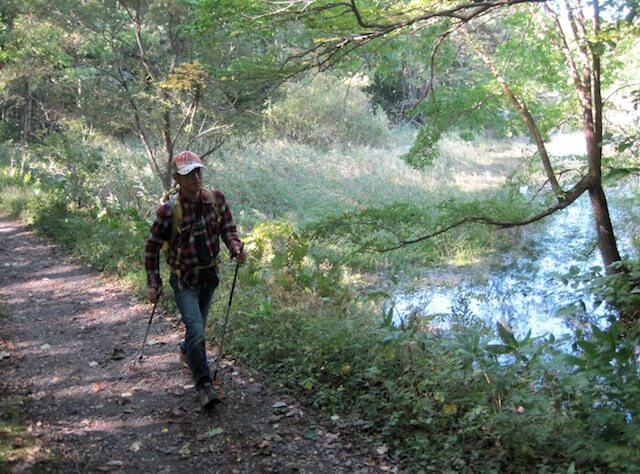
[144,151,246,409]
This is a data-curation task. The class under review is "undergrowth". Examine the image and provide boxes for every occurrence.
[1,133,639,472]
[227,222,640,473]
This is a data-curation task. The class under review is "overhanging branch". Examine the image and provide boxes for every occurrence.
[279,0,548,71]
[375,176,592,252]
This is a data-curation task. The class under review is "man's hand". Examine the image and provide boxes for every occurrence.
[234,250,247,265]
[148,286,162,304]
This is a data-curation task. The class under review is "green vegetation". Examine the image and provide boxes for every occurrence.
[262,74,391,147]
[2,123,639,471]
[2,0,639,471]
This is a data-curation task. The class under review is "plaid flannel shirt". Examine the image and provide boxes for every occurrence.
[144,189,242,290]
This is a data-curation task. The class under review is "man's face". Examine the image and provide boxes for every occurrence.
[177,168,203,193]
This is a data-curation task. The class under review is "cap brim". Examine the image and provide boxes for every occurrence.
[176,162,205,175]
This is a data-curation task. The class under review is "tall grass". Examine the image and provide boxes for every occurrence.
[210,130,526,228]
[0,128,530,283]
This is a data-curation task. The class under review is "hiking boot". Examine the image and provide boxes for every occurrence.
[197,382,221,409]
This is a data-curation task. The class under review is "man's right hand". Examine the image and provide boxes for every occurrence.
[148,287,162,304]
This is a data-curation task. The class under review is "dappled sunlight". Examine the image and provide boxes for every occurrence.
[47,412,174,438]
[0,0,636,470]
[44,361,179,399]
[450,171,511,193]
[436,133,527,193]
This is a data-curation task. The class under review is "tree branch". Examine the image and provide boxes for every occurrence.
[462,25,564,197]
[118,70,161,180]
[409,24,460,112]
[543,4,586,96]
[375,176,593,252]
[279,0,547,72]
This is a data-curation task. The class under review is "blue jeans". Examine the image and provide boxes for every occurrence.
[171,270,218,388]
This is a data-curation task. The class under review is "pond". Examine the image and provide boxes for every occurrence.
[391,134,638,338]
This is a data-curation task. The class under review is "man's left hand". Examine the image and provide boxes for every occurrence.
[234,250,247,265]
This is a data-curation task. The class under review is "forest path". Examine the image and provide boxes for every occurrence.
[0,216,395,473]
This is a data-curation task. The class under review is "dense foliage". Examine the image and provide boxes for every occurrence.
[262,73,391,147]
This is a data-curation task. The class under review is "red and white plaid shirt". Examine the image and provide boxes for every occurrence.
[144,189,242,289]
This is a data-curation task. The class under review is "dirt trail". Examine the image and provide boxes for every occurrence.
[0,216,397,473]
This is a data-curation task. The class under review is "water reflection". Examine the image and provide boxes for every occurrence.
[392,134,637,338]
[391,196,616,337]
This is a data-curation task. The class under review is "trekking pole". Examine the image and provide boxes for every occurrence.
[138,299,158,362]
[213,262,239,380]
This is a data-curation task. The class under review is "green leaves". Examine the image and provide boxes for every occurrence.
[484,343,512,355]
[261,73,391,147]
[497,322,518,348]
[602,167,640,184]
[485,323,536,363]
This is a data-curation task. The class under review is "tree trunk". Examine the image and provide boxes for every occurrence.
[22,80,32,145]
[582,0,623,274]
[161,143,173,192]
[463,28,563,198]
[161,99,174,192]
[588,182,622,270]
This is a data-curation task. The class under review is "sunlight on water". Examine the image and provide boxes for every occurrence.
[391,133,635,338]
[392,197,614,338]
[545,132,586,157]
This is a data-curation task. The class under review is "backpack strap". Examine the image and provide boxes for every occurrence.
[201,189,221,226]
[160,192,181,252]
[163,189,218,291]
[170,194,183,246]
[173,196,183,278]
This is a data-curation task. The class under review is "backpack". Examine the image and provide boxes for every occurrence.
[160,187,221,254]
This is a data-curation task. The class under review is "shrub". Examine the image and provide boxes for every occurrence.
[401,124,442,169]
[262,73,391,147]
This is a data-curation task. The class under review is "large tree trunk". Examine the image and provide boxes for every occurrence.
[588,182,622,270]
[582,0,623,274]
[545,2,624,272]
[584,97,623,274]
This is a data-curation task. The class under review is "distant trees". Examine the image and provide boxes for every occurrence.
[0,1,74,144]
[262,73,391,147]
[0,0,269,191]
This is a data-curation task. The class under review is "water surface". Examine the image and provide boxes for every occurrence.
[391,134,637,337]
